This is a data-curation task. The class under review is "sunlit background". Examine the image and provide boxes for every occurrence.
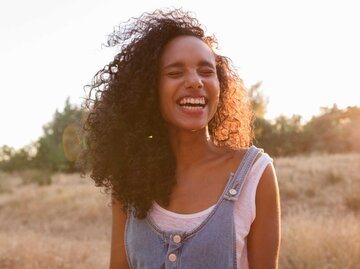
[1,0,359,149]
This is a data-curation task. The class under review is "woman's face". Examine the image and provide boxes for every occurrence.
[159,35,220,132]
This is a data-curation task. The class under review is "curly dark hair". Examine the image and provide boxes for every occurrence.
[83,8,254,218]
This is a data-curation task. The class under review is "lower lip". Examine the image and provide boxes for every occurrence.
[178,105,205,115]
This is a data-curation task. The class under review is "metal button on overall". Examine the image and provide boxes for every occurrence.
[173,235,181,243]
[168,253,177,262]
[229,188,237,195]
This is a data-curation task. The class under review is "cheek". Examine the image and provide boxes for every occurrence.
[212,80,221,100]
[159,77,178,103]
[211,81,221,111]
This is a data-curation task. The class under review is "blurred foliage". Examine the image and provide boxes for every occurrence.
[0,98,83,173]
[303,105,360,154]
[250,84,360,157]
[248,82,268,118]
[1,88,359,172]
[33,98,83,172]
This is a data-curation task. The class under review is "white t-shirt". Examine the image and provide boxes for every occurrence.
[148,152,273,269]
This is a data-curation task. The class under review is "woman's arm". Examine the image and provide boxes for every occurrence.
[247,163,281,269]
[109,198,131,269]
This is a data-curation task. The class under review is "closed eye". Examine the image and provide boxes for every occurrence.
[166,71,183,77]
[199,68,215,76]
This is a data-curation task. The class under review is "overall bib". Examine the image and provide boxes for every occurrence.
[125,146,261,269]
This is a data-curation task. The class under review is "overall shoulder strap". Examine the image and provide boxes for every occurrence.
[224,145,263,201]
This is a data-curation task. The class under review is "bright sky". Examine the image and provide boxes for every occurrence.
[1,0,359,149]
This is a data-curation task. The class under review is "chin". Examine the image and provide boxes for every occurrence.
[166,118,210,133]
[183,124,208,133]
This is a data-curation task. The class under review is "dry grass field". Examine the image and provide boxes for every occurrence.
[0,152,359,269]
[276,153,360,269]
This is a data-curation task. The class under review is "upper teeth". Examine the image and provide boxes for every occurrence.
[179,97,206,105]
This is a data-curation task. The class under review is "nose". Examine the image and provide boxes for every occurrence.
[184,72,204,89]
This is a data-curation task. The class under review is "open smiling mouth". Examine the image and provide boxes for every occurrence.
[177,97,207,110]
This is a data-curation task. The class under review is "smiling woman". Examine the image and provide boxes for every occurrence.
[158,36,220,132]
[83,8,280,269]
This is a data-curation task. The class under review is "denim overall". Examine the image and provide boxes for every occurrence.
[125,146,261,269]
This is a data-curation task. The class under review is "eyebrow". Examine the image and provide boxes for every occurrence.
[162,60,216,70]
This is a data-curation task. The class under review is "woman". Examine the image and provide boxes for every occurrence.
[84,8,280,269]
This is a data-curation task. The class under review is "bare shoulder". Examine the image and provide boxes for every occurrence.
[247,161,281,269]
[257,162,279,204]
[254,159,280,220]
[227,146,264,172]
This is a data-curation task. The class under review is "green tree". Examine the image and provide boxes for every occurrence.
[248,82,311,156]
[248,82,269,118]
[33,98,83,172]
[271,114,305,156]
[0,144,36,172]
[248,82,277,154]
[304,105,360,153]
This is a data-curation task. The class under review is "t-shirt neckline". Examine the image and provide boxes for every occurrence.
[152,201,216,219]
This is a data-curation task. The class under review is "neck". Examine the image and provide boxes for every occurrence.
[168,126,219,169]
